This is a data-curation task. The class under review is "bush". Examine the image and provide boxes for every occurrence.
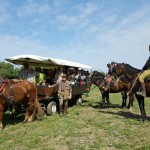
[0,61,19,79]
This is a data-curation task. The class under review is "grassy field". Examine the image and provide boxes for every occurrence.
[0,86,150,150]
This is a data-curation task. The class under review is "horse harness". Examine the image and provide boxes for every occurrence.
[0,81,14,105]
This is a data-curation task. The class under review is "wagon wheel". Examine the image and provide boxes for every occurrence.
[76,95,83,105]
[46,101,57,116]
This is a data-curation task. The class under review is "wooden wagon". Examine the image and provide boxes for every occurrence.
[5,54,92,115]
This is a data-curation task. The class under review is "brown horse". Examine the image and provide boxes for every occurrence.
[112,63,150,121]
[88,71,133,108]
[99,75,134,108]
[0,78,44,129]
[87,71,110,108]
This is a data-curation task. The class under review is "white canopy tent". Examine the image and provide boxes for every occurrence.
[5,54,92,69]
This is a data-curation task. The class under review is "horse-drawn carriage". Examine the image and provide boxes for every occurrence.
[5,55,92,116]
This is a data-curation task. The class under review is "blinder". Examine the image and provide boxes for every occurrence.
[0,77,4,87]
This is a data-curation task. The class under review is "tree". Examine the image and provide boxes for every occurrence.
[0,61,19,79]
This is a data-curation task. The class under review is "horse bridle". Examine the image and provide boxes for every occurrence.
[112,73,130,86]
[112,64,140,95]
[0,83,14,105]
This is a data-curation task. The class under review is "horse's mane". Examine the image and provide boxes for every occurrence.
[90,70,105,78]
[121,63,141,76]
[123,63,141,72]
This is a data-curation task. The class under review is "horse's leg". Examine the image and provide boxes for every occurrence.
[101,93,105,108]
[25,89,37,122]
[23,102,35,123]
[28,105,37,122]
[106,91,110,108]
[128,95,134,109]
[0,104,4,129]
[23,107,30,123]
[121,91,127,108]
[136,94,146,122]
[8,105,15,119]
[27,101,36,122]
[121,91,124,107]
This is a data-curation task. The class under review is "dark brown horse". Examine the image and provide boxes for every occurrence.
[112,63,150,121]
[88,71,133,108]
[99,75,134,108]
[0,78,44,129]
[88,71,110,108]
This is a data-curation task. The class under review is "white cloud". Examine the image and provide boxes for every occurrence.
[0,35,51,59]
[17,1,51,17]
[0,0,150,72]
[76,2,99,18]
[0,5,10,24]
[56,2,99,30]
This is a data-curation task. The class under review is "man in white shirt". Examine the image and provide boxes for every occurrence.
[27,68,35,83]
[19,62,29,80]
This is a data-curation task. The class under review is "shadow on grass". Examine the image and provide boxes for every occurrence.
[99,110,150,121]
[87,101,122,109]
[3,112,25,128]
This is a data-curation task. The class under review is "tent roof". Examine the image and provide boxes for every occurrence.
[5,54,92,69]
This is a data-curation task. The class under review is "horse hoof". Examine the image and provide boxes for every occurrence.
[36,116,42,120]
[129,107,133,112]
[27,118,33,122]
[140,118,145,122]
[0,125,3,130]
[23,119,27,123]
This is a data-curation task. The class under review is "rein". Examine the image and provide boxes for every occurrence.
[0,82,14,105]
[112,67,141,96]
[127,74,140,96]
[0,83,6,93]
[88,76,104,90]
[112,74,130,86]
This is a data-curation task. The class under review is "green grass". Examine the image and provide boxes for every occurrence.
[0,86,150,150]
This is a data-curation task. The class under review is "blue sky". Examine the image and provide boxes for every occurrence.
[0,0,150,72]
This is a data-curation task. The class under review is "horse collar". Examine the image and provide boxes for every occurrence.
[9,86,14,105]
[0,82,6,93]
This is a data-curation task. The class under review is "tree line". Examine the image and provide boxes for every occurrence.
[0,61,19,79]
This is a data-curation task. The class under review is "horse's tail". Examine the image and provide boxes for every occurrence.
[34,86,44,119]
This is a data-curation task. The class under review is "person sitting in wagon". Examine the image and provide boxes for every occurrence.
[45,72,54,86]
[34,71,46,85]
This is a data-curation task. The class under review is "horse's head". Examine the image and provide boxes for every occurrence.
[112,63,141,82]
[87,70,105,91]
[112,63,125,77]
[90,70,105,78]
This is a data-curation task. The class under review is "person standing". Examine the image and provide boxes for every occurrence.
[27,67,35,83]
[57,74,72,116]
[19,62,29,80]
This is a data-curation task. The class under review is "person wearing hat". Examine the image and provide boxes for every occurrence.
[107,63,111,74]
[104,62,117,91]
[103,63,113,91]
[57,74,72,116]
[19,62,29,81]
